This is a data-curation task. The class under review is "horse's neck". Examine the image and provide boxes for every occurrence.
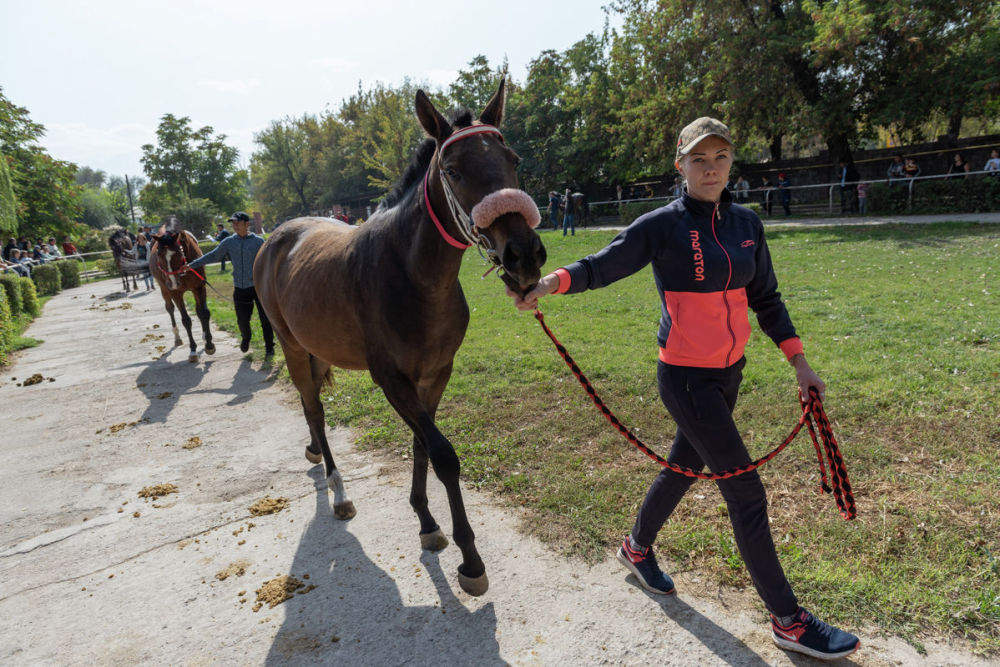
[396,190,468,290]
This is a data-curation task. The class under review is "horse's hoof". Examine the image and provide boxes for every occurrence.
[188,354,198,363]
[174,339,183,347]
[333,501,356,520]
[420,528,449,552]
[458,570,489,597]
[305,447,322,464]
[205,343,215,355]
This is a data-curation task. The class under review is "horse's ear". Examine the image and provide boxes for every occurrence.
[479,77,506,128]
[415,89,451,143]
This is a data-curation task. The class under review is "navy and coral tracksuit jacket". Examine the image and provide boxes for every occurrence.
[553,191,803,369]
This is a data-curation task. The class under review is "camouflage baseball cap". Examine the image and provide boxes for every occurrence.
[675,117,732,162]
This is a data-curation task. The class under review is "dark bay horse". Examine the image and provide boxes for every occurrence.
[149,218,215,363]
[108,229,144,292]
[254,80,546,596]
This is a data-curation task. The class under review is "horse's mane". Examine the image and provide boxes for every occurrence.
[379,109,475,211]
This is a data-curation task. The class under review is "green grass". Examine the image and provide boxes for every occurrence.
[218,223,999,652]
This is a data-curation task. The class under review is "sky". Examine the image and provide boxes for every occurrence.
[1,0,619,181]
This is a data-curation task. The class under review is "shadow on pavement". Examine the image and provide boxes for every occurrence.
[265,467,502,665]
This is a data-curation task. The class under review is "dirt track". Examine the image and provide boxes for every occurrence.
[0,277,990,666]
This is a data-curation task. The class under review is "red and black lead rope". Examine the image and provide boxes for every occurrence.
[533,308,857,521]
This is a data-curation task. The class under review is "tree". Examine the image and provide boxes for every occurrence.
[0,87,81,238]
[0,152,17,235]
[607,0,998,167]
[75,166,106,188]
[140,114,247,223]
[77,186,116,229]
[449,55,508,111]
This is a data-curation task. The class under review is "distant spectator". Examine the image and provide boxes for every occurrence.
[670,176,684,200]
[734,175,750,203]
[32,245,53,264]
[761,176,774,216]
[838,159,860,214]
[886,153,905,187]
[46,237,62,259]
[3,237,16,261]
[562,188,576,237]
[135,234,155,290]
[213,222,231,271]
[616,184,623,201]
[12,249,32,276]
[548,191,562,230]
[983,148,1000,176]
[903,157,921,181]
[947,153,970,179]
[17,236,30,251]
[1,252,29,277]
[142,226,153,241]
[857,181,869,215]
[62,236,83,262]
[777,173,791,216]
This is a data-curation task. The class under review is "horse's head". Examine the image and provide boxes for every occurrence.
[416,79,546,296]
[151,220,191,290]
[108,229,134,257]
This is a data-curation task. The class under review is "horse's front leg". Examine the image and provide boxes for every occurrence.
[172,293,197,362]
[377,367,487,596]
[194,286,214,355]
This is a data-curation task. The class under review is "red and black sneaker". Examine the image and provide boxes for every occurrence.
[771,607,860,661]
[616,536,675,595]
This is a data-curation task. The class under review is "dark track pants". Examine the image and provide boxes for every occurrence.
[233,286,274,349]
[631,358,798,617]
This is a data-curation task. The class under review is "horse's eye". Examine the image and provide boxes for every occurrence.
[444,167,459,180]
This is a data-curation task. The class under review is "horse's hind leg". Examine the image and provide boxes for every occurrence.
[285,345,354,519]
[161,290,183,346]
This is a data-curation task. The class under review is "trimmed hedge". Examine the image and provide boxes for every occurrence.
[19,276,39,316]
[0,272,22,316]
[0,285,12,365]
[32,263,61,296]
[55,259,81,288]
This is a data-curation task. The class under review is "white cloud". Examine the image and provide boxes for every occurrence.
[198,78,262,94]
[41,122,155,174]
[312,56,360,73]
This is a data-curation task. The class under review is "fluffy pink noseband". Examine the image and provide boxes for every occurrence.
[471,189,541,230]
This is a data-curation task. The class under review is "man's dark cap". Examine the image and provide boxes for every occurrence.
[228,211,250,222]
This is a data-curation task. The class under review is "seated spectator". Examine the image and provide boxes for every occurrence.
[11,249,32,276]
[984,148,1000,176]
[3,237,16,261]
[947,153,970,179]
[32,245,54,264]
[887,153,905,186]
[46,237,62,259]
[1,253,29,277]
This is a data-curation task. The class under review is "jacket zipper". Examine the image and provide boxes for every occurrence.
[709,202,736,366]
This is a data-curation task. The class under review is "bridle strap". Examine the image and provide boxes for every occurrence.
[423,169,471,249]
[422,124,506,270]
[157,233,205,282]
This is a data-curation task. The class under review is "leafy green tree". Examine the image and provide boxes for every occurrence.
[140,114,248,222]
[75,166,106,188]
[0,87,81,238]
[0,152,17,235]
[449,55,508,111]
[77,186,116,229]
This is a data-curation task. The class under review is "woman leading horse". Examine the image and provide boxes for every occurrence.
[254,79,545,596]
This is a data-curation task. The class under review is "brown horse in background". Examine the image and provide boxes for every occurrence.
[254,80,546,596]
[149,218,215,363]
